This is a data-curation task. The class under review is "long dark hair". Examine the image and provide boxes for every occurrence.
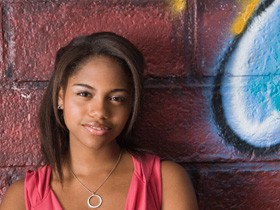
[38,32,144,180]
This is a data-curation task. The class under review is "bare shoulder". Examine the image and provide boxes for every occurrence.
[161,161,199,210]
[0,179,25,210]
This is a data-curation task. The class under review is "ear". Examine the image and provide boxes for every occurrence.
[58,88,64,108]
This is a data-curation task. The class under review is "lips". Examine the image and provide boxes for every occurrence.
[82,122,111,136]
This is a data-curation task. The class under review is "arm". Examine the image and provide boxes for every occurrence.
[161,161,198,210]
[0,179,25,210]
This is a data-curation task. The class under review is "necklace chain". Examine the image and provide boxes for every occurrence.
[70,151,122,195]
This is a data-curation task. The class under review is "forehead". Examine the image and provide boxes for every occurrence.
[68,56,130,88]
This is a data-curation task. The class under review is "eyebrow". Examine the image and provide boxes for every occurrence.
[72,83,129,93]
[73,83,94,89]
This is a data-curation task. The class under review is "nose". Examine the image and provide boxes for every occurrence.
[88,97,109,119]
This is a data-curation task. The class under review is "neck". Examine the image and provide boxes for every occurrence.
[67,142,122,175]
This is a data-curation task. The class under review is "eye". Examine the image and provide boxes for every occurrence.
[110,96,127,102]
[77,91,91,97]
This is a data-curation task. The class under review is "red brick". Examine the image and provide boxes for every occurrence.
[137,86,232,161]
[1,89,43,166]
[0,166,28,202]
[5,1,185,81]
[191,0,240,76]
[0,3,3,79]
[190,163,280,210]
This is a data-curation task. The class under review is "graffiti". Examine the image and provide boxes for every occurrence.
[232,0,260,35]
[213,0,280,155]
[168,0,186,15]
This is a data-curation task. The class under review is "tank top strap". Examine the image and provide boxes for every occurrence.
[24,165,63,210]
[133,153,160,182]
[125,153,162,210]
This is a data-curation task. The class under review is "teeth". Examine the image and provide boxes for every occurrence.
[89,126,108,131]
[84,123,110,131]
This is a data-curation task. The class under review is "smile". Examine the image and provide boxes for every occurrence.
[82,123,111,136]
[91,126,107,131]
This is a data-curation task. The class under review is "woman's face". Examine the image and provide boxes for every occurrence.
[58,56,132,151]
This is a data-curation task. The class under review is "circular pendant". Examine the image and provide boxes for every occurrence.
[87,194,103,209]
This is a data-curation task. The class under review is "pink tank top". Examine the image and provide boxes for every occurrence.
[24,154,162,210]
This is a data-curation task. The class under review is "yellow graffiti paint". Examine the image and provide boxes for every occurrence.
[169,0,186,15]
[232,0,260,35]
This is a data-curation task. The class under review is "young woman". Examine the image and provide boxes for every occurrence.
[0,32,198,210]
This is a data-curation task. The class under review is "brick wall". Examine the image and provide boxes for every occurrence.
[1,0,279,209]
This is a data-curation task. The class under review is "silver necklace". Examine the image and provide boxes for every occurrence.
[70,152,122,209]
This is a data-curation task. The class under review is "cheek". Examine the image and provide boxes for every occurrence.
[63,100,83,125]
[111,103,129,116]
[119,106,132,125]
